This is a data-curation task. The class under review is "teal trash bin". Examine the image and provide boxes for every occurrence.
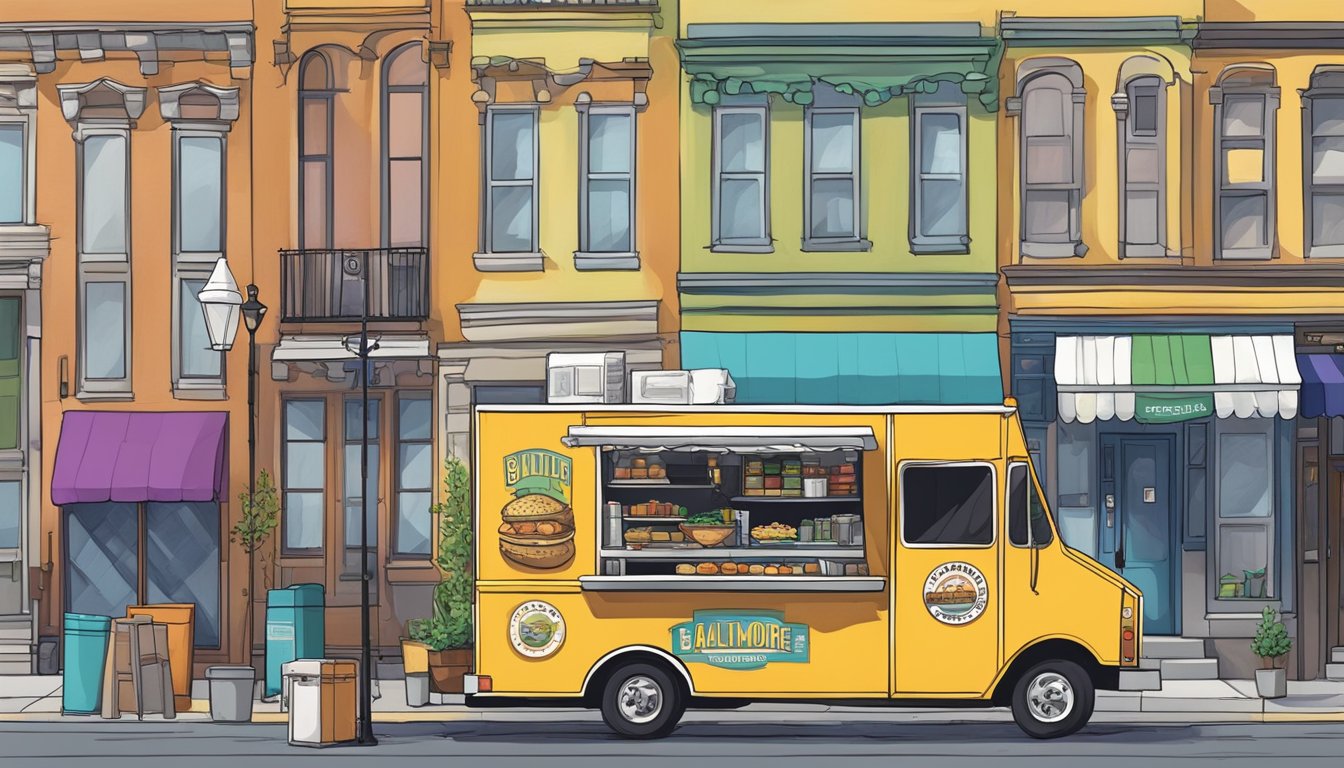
[265,584,325,699]
[62,613,112,715]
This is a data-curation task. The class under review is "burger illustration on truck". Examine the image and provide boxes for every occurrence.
[498,449,575,570]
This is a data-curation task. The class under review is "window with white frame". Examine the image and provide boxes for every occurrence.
[579,104,636,257]
[1303,66,1344,258]
[283,398,326,555]
[0,122,24,224]
[1211,65,1278,260]
[804,93,862,249]
[484,106,538,254]
[1213,417,1276,601]
[383,43,428,248]
[1011,59,1086,258]
[911,83,968,253]
[1117,74,1167,257]
[712,100,770,250]
[75,122,134,397]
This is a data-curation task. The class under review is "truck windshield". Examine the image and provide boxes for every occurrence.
[1008,463,1054,547]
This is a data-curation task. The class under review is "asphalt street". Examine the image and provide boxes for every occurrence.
[2,718,1344,767]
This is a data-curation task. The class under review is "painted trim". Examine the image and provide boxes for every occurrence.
[1001,15,1193,46]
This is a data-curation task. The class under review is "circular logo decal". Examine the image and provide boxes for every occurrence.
[509,600,566,658]
[923,562,989,626]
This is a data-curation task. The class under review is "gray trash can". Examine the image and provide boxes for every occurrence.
[206,665,256,723]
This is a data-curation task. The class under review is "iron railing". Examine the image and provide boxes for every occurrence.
[279,247,429,322]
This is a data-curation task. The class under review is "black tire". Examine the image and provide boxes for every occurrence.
[599,663,685,739]
[1010,659,1094,739]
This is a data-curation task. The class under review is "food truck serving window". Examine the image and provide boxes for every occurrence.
[901,463,995,547]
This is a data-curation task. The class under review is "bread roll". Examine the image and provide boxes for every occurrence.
[778,565,793,575]
[764,565,779,575]
[721,562,738,575]
[697,562,719,575]
[749,564,765,575]
[804,563,820,575]
[676,563,695,575]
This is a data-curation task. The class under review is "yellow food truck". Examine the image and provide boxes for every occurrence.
[465,403,1143,739]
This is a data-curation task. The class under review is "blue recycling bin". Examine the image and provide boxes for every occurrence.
[264,584,325,699]
[62,613,112,715]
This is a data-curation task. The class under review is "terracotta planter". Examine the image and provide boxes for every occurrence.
[402,640,430,675]
[427,648,471,694]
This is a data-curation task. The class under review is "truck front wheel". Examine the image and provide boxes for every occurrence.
[599,663,686,739]
[1010,659,1094,739]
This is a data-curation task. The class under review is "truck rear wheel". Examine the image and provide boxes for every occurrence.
[1010,659,1094,739]
[599,663,685,739]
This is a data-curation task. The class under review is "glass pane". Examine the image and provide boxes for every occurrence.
[920,112,961,174]
[344,398,381,439]
[1313,96,1344,137]
[1057,421,1092,501]
[179,279,221,378]
[65,503,139,617]
[145,502,220,647]
[389,158,423,247]
[1188,466,1207,539]
[1131,90,1159,134]
[1219,431,1271,517]
[285,400,325,440]
[396,491,432,556]
[178,136,222,252]
[0,481,18,549]
[1058,507,1097,557]
[1009,464,1029,546]
[301,160,328,249]
[387,92,423,158]
[1223,95,1265,137]
[919,177,966,237]
[399,396,432,441]
[286,443,325,488]
[84,281,125,380]
[719,177,763,240]
[490,111,534,181]
[719,110,764,173]
[1025,136,1073,185]
[1303,446,1320,552]
[82,135,127,254]
[0,298,19,452]
[386,45,427,86]
[902,465,994,545]
[1024,190,1072,237]
[1221,193,1268,250]
[1218,524,1272,598]
[1224,147,1265,185]
[399,442,431,490]
[1023,84,1066,137]
[344,443,380,547]
[1126,189,1160,245]
[1313,136,1344,184]
[588,112,632,174]
[490,186,533,252]
[0,125,22,223]
[1313,193,1344,248]
[810,178,855,239]
[284,492,324,550]
[301,99,329,156]
[1126,146,1160,184]
[810,112,855,174]
[587,178,631,252]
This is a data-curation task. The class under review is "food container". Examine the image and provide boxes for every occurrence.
[803,478,827,497]
[737,510,751,546]
[614,466,632,480]
[679,524,736,547]
[834,514,860,546]
[798,520,814,542]
[605,502,623,545]
[817,517,833,541]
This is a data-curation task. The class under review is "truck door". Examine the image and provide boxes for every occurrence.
[893,461,1000,695]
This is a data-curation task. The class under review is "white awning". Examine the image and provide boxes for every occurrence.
[272,334,432,362]
[1054,334,1299,423]
[561,425,878,452]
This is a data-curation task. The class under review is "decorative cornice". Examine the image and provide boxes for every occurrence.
[158,81,241,122]
[470,56,651,108]
[0,23,254,76]
[57,78,147,122]
[1002,264,1344,289]
[1000,16,1194,47]
[678,272,999,295]
[1194,22,1344,50]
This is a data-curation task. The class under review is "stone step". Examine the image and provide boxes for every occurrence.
[1160,658,1220,680]
[1330,647,1344,664]
[1326,662,1344,681]
[1142,636,1207,660]
[0,649,32,674]
[1117,669,1161,691]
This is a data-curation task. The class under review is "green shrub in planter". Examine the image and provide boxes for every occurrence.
[1250,606,1292,669]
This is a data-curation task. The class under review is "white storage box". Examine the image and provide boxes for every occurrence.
[631,368,736,405]
[547,352,625,404]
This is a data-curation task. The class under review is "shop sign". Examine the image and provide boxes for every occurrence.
[499,448,576,570]
[509,600,567,659]
[505,449,572,501]
[1134,393,1213,424]
[923,562,989,626]
[670,610,810,670]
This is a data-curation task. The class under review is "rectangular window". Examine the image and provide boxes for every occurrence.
[1215,88,1276,259]
[81,133,128,257]
[386,89,426,248]
[78,128,132,397]
[804,107,861,247]
[712,104,769,249]
[82,281,127,381]
[176,135,223,254]
[0,481,18,549]
[65,502,139,618]
[394,393,433,557]
[1213,419,1275,600]
[1307,95,1344,257]
[0,123,24,224]
[901,463,995,546]
[1121,78,1166,256]
[0,299,19,451]
[145,501,221,647]
[283,399,326,554]
[173,130,226,392]
[1018,70,1084,257]
[580,106,635,255]
[1008,462,1054,547]
[912,91,968,253]
[178,278,221,380]
[484,107,537,254]
[1055,420,1097,557]
[299,95,332,250]
[343,398,380,597]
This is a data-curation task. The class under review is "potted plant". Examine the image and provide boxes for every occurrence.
[424,457,473,695]
[1251,606,1292,698]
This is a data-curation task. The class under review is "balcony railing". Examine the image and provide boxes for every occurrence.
[279,247,429,323]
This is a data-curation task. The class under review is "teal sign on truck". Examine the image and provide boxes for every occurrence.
[670,610,810,670]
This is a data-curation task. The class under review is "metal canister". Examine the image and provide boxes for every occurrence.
[605,501,623,547]
[799,519,814,542]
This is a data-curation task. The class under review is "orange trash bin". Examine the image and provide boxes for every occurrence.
[127,604,196,711]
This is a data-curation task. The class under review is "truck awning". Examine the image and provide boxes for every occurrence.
[561,425,878,453]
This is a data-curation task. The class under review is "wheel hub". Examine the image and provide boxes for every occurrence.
[617,675,663,724]
[1025,671,1074,723]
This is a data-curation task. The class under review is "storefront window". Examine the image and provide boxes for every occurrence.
[1214,419,1275,599]
[1055,420,1097,557]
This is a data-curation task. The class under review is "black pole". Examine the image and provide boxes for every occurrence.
[357,255,377,746]
[246,293,257,669]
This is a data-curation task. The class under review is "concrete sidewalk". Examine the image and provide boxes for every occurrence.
[5,676,1344,723]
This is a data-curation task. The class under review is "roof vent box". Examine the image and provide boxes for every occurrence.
[631,368,736,405]
[546,352,626,404]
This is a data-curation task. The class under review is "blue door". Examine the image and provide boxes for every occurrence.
[1101,436,1178,635]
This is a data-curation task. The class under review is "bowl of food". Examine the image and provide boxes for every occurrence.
[678,511,736,547]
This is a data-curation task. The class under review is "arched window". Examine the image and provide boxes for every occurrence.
[298,52,334,249]
[1010,59,1086,258]
[1115,64,1169,257]
[1210,64,1278,260]
[382,43,428,249]
[1303,66,1344,258]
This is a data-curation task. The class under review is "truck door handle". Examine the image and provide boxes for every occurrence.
[1115,546,1126,570]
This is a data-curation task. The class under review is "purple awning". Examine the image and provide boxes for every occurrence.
[51,412,228,505]
[1299,354,1344,419]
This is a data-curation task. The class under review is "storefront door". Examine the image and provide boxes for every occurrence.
[1101,436,1177,635]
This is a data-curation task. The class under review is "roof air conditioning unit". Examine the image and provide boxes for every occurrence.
[546,352,626,404]
[631,368,736,405]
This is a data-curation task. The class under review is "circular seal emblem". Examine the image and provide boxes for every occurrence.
[923,562,989,626]
[509,600,566,658]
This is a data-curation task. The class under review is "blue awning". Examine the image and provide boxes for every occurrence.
[680,332,1003,405]
[1298,353,1344,418]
